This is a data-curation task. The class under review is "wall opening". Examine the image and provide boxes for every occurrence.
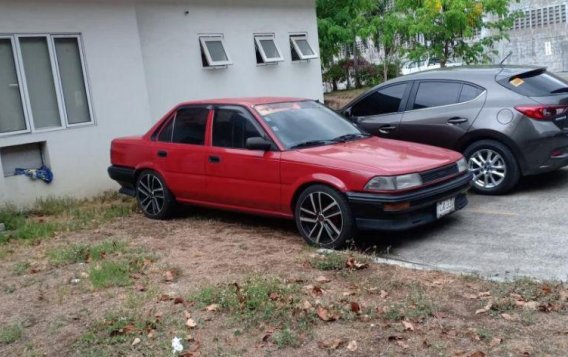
[1,142,47,177]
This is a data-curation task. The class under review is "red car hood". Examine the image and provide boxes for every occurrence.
[287,137,462,175]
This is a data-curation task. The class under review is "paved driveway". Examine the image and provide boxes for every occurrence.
[362,168,568,281]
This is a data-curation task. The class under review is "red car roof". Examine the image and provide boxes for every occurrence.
[177,97,309,107]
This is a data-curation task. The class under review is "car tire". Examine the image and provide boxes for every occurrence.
[464,140,520,195]
[294,184,355,249]
[135,170,176,219]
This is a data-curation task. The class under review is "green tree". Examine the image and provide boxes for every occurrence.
[397,0,518,67]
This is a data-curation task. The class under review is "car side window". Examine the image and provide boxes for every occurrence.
[413,81,461,109]
[459,84,484,102]
[169,108,209,145]
[157,117,174,142]
[351,83,407,117]
[213,107,263,149]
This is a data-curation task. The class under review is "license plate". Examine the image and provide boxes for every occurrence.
[436,197,455,218]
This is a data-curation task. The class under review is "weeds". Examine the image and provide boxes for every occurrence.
[0,323,23,344]
[47,240,128,266]
[272,328,301,348]
[0,192,135,244]
[89,261,132,289]
[13,261,31,275]
[308,251,346,271]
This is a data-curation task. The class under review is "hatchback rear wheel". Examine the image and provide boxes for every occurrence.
[294,185,355,249]
[136,170,175,219]
[464,140,520,195]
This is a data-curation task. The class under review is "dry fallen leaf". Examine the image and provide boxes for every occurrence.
[346,257,368,270]
[316,276,331,283]
[388,335,404,341]
[489,337,503,348]
[186,318,197,328]
[206,304,219,312]
[174,297,185,305]
[523,301,538,311]
[310,286,324,297]
[380,290,389,299]
[184,311,192,319]
[316,306,338,322]
[402,320,414,331]
[165,270,175,282]
[318,338,345,350]
[159,294,173,302]
[470,351,486,357]
[186,334,194,341]
[269,292,280,301]
[475,302,493,315]
[302,300,313,310]
[478,291,491,298]
[396,340,409,349]
[347,340,358,352]
[342,291,356,297]
[500,313,514,321]
[463,293,478,299]
[134,284,146,292]
[350,302,361,314]
[132,337,141,346]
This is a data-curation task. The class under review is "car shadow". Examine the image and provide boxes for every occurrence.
[173,204,298,235]
[514,168,568,194]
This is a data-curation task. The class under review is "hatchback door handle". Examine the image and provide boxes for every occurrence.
[447,117,468,124]
[157,150,168,158]
[378,125,396,135]
[209,155,221,164]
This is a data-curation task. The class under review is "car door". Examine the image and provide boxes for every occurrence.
[345,82,411,139]
[206,105,281,212]
[399,80,486,149]
[153,106,210,201]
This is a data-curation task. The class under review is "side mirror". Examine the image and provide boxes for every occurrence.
[343,108,353,119]
[246,137,272,151]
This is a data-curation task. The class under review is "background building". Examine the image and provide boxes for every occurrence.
[497,0,568,73]
[0,0,323,206]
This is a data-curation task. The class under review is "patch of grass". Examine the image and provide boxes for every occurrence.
[308,251,346,271]
[384,285,435,321]
[0,192,135,244]
[190,276,311,330]
[272,328,301,348]
[476,327,493,341]
[0,323,23,345]
[13,261,31,275]
[48,240,128,266]
[89,261,132,289]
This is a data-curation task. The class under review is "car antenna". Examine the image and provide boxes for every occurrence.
[499,51,512,66]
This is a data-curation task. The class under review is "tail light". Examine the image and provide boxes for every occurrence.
[515,105,568,121]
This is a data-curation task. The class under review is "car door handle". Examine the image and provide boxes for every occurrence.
[378,125,396,135]
[208,155,221,164]
[157,150,168,158]
[447,117,468,124]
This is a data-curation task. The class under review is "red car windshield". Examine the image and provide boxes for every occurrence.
[255,101,367,149]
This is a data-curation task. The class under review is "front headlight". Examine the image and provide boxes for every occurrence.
[457,158,467,173]
[365,173,423,191]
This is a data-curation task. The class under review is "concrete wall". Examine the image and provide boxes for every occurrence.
[135,0,323,120]
[0,0,153,206]
[498,0,568,72]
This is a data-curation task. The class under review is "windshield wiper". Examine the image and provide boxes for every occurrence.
[331,133,370,143]
[289,140,335,149]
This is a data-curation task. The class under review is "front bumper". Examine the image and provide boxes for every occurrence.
[347,172,472,231]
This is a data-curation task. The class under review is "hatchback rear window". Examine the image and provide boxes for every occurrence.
[499,69,568,97]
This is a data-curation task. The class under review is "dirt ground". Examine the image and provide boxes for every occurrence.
[1,200,568,357]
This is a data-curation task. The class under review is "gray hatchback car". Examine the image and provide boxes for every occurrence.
[341,66,568,194]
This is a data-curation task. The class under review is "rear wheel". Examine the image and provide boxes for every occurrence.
[136,170,175,219]
[464,140,520,195]
[294,185,355,249]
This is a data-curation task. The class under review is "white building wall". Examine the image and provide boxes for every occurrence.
[0,0,323,207]
[135,0,323,120]
[0,0,153,206]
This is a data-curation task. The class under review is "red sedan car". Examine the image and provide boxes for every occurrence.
[109,98,472,248]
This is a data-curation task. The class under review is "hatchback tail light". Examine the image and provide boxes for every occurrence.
[515,105,568,121]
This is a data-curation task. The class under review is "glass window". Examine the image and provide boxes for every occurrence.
[171,108,209,145]
[157,117,174,142]
[199,36,232,67]
[499,69,568,97]
[256,101,364,149]
[459,84,484,102]
[0,38,27,134]
[19,37,61,129]
[54,37,90,124]
[351,84,407,117]
[213,108,263,149]
[290,35,318,61]
[255,36,283,64]
[413,82,461,109]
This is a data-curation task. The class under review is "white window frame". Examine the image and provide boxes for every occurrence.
[0,33,94,138]
[254,35,283,64]
[51,34,95,128]
[0,35,31,137]
[199,35,232,67]
[290,34,318,61]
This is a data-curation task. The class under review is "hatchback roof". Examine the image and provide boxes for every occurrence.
[398,65,545,81]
